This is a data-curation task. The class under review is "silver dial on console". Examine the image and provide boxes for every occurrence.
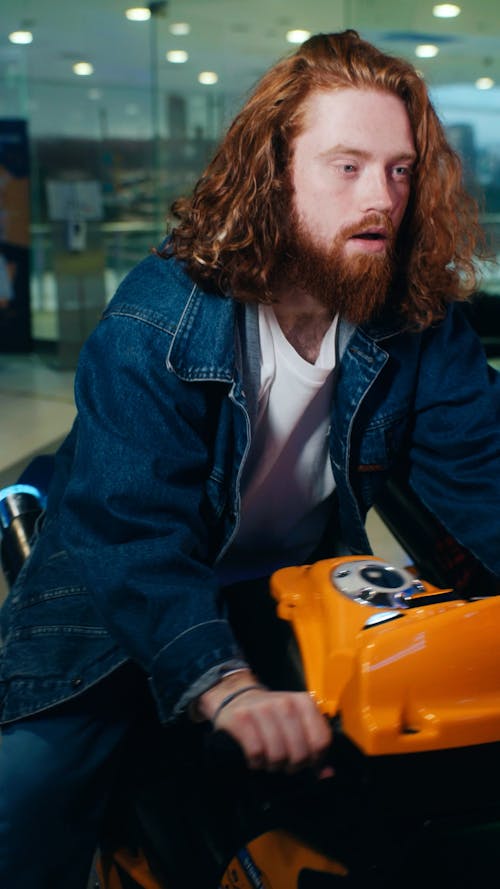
[331,560,424,609]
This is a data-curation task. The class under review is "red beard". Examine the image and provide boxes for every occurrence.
[279,210,397,326]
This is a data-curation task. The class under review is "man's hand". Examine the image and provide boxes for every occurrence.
[196,671,333,774]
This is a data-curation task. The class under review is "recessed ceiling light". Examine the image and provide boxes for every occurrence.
[198,71,218,85]
[88,88,102,100]
[166,50,188,63]
[415,44,439,58]
[9,30,33,45]
[73,61,94,76]
[476,77,494,90]
[433,3,461,17]
[125,7,151,21]
[286,29,311,45]
[169,22,190,36]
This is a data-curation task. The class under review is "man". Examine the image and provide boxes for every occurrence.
[0,30,499,888]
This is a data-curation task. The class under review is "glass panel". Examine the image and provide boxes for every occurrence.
[1,3,499,360]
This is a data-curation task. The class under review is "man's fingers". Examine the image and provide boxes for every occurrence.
[297,692,334,759]
[213,689,332,773]
[278,692,332,772]
[253,695,307,771]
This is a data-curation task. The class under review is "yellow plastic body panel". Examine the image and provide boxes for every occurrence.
[271,556,500,755]
[220,829,348,888]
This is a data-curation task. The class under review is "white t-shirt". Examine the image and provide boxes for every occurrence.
[218,304,337,582]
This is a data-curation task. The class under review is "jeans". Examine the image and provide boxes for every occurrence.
[0,662,155,889]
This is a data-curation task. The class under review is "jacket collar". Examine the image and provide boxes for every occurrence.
[165,248,407,382]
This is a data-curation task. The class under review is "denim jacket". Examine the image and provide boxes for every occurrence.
[1,251,500,725]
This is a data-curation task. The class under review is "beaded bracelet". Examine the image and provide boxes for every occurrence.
[212,683,264,725]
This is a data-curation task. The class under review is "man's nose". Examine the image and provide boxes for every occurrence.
[363,170,394,213]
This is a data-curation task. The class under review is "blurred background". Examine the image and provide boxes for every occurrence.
[1,0,500,356]
[0,1,499,600]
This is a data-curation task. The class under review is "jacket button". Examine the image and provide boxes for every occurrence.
[71,677,83,688]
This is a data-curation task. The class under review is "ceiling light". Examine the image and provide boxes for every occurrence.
[88,88,102,100]
[476,77,495,90]
[166,50,188,63]
[198,71,218,85]
[415,44,439,58]
[125,7,151,21]
[169,22,190,36]
[286,29,311,45]
[9,30,33,45]
[433,3,461,17]
[73,61,94,76]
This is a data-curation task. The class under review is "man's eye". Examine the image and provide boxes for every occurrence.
[393,166,412,178]
[336,164,357,174]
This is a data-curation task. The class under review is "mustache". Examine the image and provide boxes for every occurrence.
[338,213,395,242]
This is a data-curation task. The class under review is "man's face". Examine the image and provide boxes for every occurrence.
[291,87,416,256]
[282,87,416,322]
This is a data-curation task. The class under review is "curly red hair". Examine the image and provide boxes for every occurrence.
[168,30,485,328]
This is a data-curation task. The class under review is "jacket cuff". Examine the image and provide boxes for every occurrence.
[148,618,245,722]
[173,659,250,721]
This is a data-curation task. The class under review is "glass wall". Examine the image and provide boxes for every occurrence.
[27,79,226,348]
[1,2,499,363]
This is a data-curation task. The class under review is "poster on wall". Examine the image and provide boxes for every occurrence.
[0,119,31,352]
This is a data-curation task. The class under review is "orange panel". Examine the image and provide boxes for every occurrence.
[271,557,500,754]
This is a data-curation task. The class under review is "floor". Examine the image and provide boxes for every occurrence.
[0,351,76,604]
[0,352,76,467]
[0,349,407,606]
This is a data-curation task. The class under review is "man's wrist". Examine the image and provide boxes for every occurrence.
[193,668,259,722]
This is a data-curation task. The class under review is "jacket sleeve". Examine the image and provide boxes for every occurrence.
[60,312,246,722]
[408,303,500,577]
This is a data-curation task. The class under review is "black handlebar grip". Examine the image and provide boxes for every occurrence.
[204,729,248,773]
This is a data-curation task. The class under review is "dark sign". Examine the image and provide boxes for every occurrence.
[0,119,31,351]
